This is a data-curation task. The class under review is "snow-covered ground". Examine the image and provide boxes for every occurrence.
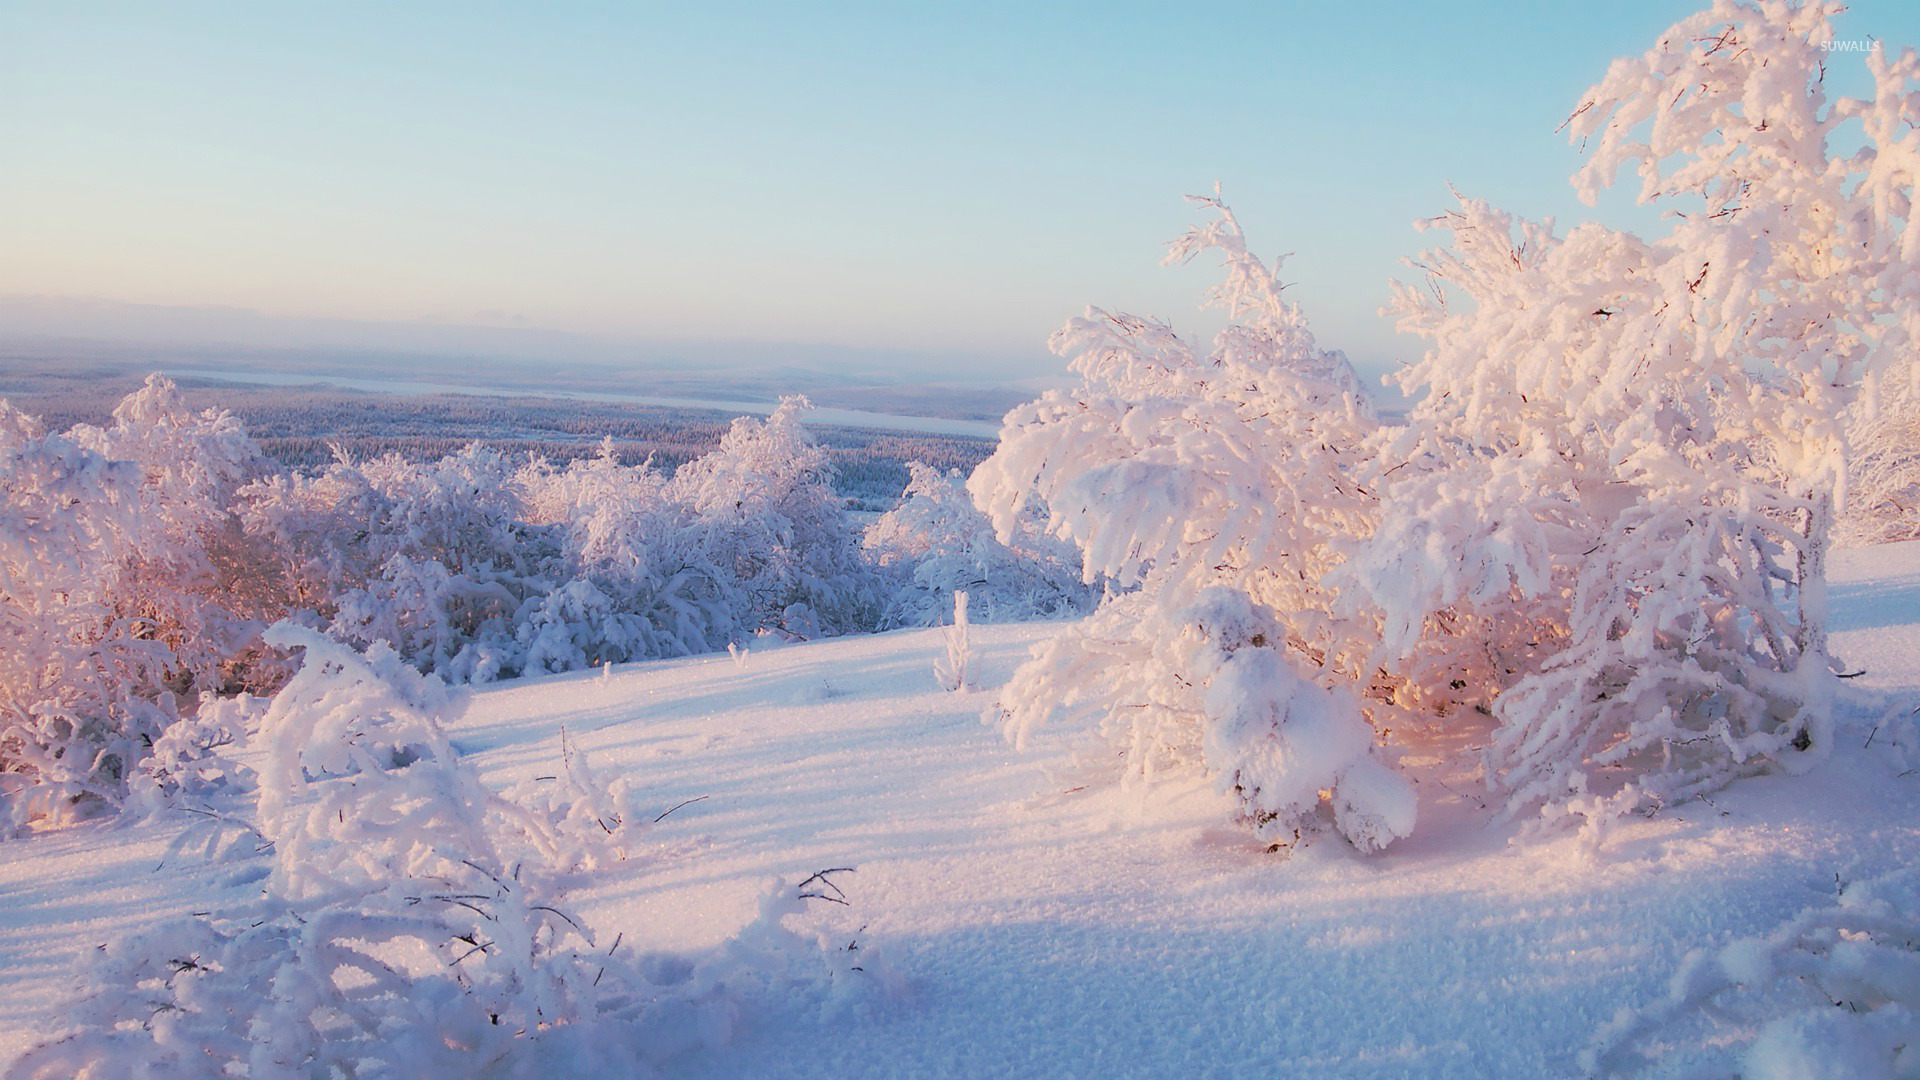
[4,544,1918,1077]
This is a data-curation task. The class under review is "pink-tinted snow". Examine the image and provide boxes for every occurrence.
[3,543,1918,1077]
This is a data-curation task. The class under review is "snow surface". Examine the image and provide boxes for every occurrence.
[4,544,1920,1077]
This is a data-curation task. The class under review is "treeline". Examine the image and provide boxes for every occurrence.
[0,376,1091,830]
[0,373,995,510]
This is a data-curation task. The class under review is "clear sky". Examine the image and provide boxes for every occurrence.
[5,1,1918,385]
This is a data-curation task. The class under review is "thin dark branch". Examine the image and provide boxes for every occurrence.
[654,795,710,823]
[530,904,591,941]
[796,867,856,904]
[436,898,496,922]
[461,858,510,893]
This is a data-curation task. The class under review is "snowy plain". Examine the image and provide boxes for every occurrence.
[2,543,1917,1077]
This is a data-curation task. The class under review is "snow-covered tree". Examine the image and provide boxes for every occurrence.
[1356,0,1920,828]
[666,397,885,638]
[1838,376,1920,545]
[515,440,743,668]
[973,193,1413,852]
[71,376,282,694]
[864,460,1093,628]
[0,403,159,828]
[0,377,283,829]
[322,444,555,682]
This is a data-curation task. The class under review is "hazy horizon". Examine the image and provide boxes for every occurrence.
[0,292,1059,387]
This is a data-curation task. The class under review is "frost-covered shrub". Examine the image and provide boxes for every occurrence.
[0,377,285,830]
[249,438,736,680]
[0,403,162,829]
[516,440,745,668]
[128,691,263,818]
[1356,0,1920,827]
[250,413,892,681]
[1362,192,1845,827]
[4,376,894,824]
[1585,868,1920,1078]
[975,202,1411,852]
[984,0,1920,849]
[1839,376,1920,546]
[1191,591,1414,854]
[668,397,886,638]
[212,393,885,685]
[14,624,628,1076]
[11,625,883,1078]
[506,726,643,871]
[73,376,284,695]
[865,460,1093,628]
[1000,589,1412,851]
[320,444,557,682]
[238,451,393,613]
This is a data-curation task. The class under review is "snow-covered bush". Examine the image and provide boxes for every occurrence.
[73,376,285,695]
[865,460,1093,628]
[1839,377,1920,545]
[0,377,285,830]
[983,1,1920,846]
[998,589,1412,852]
[3,377,890,824]
[975,194,1412,852]
[246,404,886,683]
[515,440,744,669]
[1355,0,1920,828]
[1585,868,1920,1077]
[128,691,263,817]
[506,726,644,871]
[1188,590,1413,854]
[667,397,886,638]
[321,444,555,682]
[0,402,161,829]
[13,625,619,1075]
[11,625,882,1078]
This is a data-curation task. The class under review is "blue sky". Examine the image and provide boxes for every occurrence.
[5,1,1918,385]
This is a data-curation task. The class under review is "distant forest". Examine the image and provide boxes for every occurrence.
[1,366,997,510]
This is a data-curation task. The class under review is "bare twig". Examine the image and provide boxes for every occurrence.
[796,867,856,905]
[433,897,496,922]
[653,795,709,823]
[594,931,624,987]
[530,904,592,943]
[460,858,510,893]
